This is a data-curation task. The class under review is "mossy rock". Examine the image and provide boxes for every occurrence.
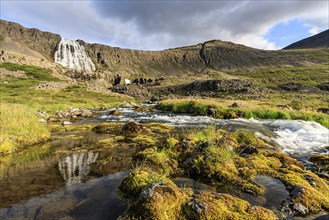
[124,181,191,220]
[277,169,329,214]
[119,169,171,201]
[183,192,277,220]
[133,148,178,174]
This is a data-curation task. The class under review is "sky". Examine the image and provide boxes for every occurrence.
[1,0,328,50]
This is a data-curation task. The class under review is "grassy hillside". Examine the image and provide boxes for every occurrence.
[0,62,134,112]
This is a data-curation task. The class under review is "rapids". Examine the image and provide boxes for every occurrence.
[94,107,329,157]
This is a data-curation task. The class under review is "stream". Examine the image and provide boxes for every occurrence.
[0,107,328,219]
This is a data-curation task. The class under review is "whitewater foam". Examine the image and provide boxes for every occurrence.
[54,38,95,71]
[259,120,329,155]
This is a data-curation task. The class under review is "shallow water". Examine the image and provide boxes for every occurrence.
[0,171,128,220]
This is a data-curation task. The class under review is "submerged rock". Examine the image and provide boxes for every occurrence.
[108,109,122,116]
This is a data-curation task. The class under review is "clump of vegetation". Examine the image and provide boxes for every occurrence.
[119,168,171,200]
[183,192,277,220]
[0,103,50,154]
[126,180,191,220]
[146,122,174,133]
[134,148,178,174]
[131,135,156,147]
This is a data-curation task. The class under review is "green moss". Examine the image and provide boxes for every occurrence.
[132,135,156,147]
[247,150,329,213]
[146,122,174,133]
[134,148,178,174]
[119,168,171,200]
[183,192,277,220]
[166,137,179,149]
[230,130,262,146]
[278,170,329,213]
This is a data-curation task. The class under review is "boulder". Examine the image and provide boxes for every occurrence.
[62,121,72,126]
[80,108,93,117]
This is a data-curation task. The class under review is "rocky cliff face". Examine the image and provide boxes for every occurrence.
[0,20,61,59]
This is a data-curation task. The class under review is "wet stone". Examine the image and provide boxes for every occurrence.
[237,145,259,155]
[290,186,305,199]
[292,203,309,215]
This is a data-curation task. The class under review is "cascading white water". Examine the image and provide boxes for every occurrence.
[54,38,96,71]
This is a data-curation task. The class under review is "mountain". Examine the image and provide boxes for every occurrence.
[0,19,328,78]
[284,29,329,50]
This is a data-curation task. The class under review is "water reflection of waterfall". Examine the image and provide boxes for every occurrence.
[58,152,98,186]
[54,38,95,71]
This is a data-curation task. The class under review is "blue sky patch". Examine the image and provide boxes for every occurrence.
[265,19,315,49]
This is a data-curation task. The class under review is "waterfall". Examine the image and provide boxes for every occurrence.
[58,152,98,186]
[54,38,96,71]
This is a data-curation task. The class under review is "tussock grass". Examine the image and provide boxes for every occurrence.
[0,103,50,154]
